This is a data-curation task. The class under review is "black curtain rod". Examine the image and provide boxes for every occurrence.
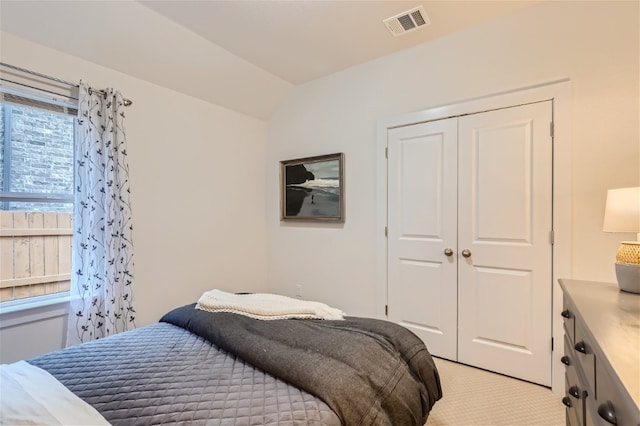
[0,62,132,107]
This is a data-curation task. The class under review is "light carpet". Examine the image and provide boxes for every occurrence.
[426,357,565,426]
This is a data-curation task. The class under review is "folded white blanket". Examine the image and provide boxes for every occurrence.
[0,361,110,425]
[196,289,345,320]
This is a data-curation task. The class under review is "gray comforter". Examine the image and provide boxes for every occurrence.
[30,322,341,425]
[161,304,442,426]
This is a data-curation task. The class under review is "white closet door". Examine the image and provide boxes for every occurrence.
[457,101,553,386]
[387,118,458,360]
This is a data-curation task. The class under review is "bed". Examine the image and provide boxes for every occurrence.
[5,295,442,425]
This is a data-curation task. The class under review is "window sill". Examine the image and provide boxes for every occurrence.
[0,293,70,328]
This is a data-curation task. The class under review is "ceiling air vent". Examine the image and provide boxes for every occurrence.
[383,5,430,37]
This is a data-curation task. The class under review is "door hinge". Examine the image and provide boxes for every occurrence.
[551,337,554,351]
[550,121,554,138]
[385,147,388,159]
[385,305,388,316]
[550,230,555,245]
[385,226,388,237]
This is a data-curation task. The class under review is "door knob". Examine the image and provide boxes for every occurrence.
[461,249,472,258]
[444,248,454,257]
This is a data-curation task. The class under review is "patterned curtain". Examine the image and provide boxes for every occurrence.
[67,82,136,346]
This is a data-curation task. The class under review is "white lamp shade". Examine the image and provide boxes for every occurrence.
[603,187,640,233]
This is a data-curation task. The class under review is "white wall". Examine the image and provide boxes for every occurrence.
[0,32,269,362]
[266,1,639,316]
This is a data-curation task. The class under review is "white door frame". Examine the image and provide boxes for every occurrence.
[375,79,572,394]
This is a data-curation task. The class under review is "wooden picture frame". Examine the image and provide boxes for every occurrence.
[280,153,344,222]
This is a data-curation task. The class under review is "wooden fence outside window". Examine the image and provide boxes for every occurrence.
[0,211,72,303]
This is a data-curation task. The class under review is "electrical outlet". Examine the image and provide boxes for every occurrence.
[295,284,303,299]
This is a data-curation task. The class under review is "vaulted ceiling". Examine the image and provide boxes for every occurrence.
[0,1,539,120]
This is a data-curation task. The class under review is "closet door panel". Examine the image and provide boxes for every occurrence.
[457,101,553,386]
[387,118,458,360]
[474,124,531,242]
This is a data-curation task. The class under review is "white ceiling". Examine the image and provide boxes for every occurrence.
[0,0,539,120]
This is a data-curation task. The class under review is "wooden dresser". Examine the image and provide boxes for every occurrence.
[559,279,640,426]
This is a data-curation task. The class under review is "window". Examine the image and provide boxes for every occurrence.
[0,90,77,304]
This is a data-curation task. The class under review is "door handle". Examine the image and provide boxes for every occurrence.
[461,249,471,258]
[444,248,454,257]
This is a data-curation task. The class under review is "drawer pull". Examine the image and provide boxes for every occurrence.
[561,309,572,319]
[568,385,580,399]
[561,355,571,366]
[561,396,572,408]
[597,401,617,425]
[574,341,587,354]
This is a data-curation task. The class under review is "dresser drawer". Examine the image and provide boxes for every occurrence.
[564,373,583,426]
[584,396,598,426]
[573,319,596,396]
[564,335,588,426]
[563,335,579,393]
[595,359,640,426]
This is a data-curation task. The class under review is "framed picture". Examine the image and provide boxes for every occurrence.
[280,153,344,222]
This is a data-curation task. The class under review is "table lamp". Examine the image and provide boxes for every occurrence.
[603,187,640,293]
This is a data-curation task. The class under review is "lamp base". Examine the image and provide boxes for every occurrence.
[615,262,640,294]
[616,241,640,264]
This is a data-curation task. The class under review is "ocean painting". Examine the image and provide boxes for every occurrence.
[281,153,344,222]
